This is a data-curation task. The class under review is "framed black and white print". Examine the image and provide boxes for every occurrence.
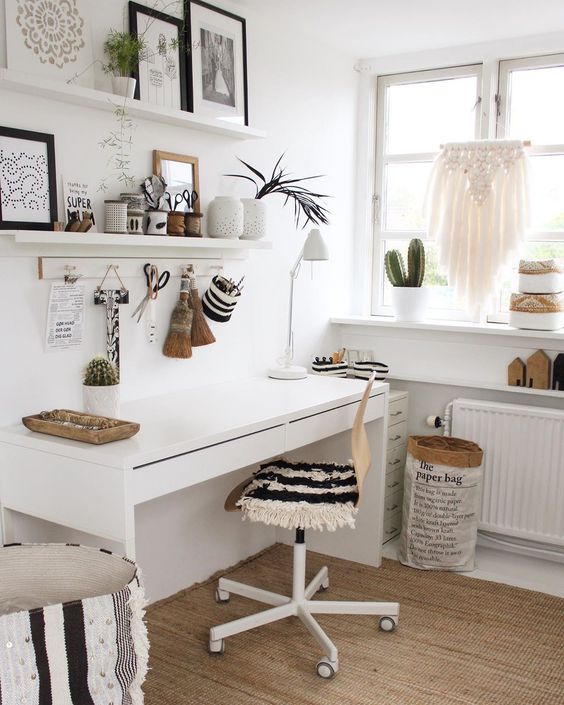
[0,126,57,230]
[185,1,248,125]
[129,2,188,111]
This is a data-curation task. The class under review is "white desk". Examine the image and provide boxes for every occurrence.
[0,376,389,566]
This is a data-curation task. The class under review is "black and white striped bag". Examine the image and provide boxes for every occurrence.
[352,361,389,380]
[0,544,148,705]
[237,459,359,531]
[202,275,241,322]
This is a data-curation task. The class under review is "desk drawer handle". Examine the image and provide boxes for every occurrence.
[390,410,402,417]
[385,527,398,535]
[387,481,400,489]
[392,458,401,465]
[389,434,401,441]
[386,503,399,512]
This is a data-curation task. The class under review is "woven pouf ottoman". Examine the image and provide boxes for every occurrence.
[0,543,148,705]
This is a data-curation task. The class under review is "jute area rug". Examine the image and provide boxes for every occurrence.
[144,543,564,705]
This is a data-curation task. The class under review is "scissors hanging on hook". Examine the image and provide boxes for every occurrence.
[132,263,170,324]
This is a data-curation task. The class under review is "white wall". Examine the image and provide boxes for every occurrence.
[0,0,358,600]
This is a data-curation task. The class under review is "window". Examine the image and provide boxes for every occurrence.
[371,54,564,322]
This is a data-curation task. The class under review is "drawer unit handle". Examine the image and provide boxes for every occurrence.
[390,434,401,441]
[393,458,401,465]
[387,481,400,488]
[385,527,398,535]
[390,411,402,417]
[386,503,399,511]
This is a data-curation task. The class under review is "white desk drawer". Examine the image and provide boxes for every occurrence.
[386,444,406,474]
[383,510,402,543]
[286,394,385,451]
[388,396,408,425]
[386,421,407,450]
[383,488,402,516]
[384,467,403,496]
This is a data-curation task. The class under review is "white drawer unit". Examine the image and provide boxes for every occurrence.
[383,391,408,544]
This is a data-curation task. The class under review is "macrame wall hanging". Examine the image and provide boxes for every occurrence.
[425,140,531,319]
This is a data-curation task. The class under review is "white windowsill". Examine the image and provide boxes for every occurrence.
[330,315,564,343]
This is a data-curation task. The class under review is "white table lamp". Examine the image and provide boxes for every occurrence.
[268,228,329,380]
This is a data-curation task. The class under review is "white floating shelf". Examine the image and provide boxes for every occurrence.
[1,230,271,259]
[388,374,564,399]
[0,68,266,140]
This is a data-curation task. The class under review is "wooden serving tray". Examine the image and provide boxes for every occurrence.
[22,409,140,445]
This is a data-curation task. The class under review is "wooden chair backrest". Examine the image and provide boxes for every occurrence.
[351,373,376,507]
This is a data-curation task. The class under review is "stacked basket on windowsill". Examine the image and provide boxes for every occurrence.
[509,259,564,331]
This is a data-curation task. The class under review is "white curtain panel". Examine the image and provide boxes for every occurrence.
[425,140,531,317]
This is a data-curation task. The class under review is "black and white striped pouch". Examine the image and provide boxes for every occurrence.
[311,360,348,376]
[352,361,389,380]
[237,459,359,531]
[0,544,148,705]
[202,275,241,322]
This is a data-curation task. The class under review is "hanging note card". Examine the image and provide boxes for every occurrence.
[46,282,85,351]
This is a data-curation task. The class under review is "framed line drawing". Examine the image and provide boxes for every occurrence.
[0,126,57,231]
[129,2,188,111]
[185,1,248,125]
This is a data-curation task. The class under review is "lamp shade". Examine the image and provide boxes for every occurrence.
[302,228,329,261]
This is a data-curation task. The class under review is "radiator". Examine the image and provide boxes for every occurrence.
[451,398,564,548]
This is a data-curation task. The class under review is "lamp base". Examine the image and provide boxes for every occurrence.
[268,364,308,380]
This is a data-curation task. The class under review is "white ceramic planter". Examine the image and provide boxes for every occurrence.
[83,384,120,419]
[207,197,244,239]
[112,76,136,98]
[241,198,267,240]
[391,286,429,322]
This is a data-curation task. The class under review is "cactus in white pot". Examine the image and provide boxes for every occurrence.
[82,356,120,418]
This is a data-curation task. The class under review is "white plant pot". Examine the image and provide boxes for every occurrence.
[241,198,267,240]
[83,384,120,419]
[112,76,136,98]
[391,286,429,322]
[207,197,244,239]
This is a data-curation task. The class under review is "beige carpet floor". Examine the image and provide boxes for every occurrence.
[144,544,564,705]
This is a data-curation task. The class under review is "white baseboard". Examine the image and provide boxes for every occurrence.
[477,531,564,564]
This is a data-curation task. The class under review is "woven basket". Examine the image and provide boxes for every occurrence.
[0,544,148,705]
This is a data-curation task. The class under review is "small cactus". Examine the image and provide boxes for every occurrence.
[83,355,119,386]
[385,238,426,287]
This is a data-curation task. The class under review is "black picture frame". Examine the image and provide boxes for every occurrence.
[0,126,57,231]
[129,1,188,112]
[185,0,249,126]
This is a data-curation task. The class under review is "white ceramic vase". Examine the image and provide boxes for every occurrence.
[112,76,136,98]
[207,197,244,239]
[241,198,267,240]
[390,286,430,322]
[83,384,120,419]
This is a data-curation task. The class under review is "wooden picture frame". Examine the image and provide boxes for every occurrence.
[0,126,57,230]
[129,2,188,112]
[153,150,200,213]
[185,0,249,126]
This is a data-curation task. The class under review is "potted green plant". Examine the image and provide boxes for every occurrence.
[225,154,330,240]
[82,355,120,418]
[103,30,146,98]
[384,238,429,322]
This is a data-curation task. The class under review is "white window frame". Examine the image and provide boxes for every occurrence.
[371,64,483,318]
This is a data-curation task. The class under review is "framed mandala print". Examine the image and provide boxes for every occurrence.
[185,1,249,125]
[5,0,95,87]
[0,126,58,231]
[129,2,188,111]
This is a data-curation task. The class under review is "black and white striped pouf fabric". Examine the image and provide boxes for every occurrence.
[352,361,389,380]
[0,544,148,705]
[236,459,359,531]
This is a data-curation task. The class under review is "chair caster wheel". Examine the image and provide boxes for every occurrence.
[379,616,397,632]
[215,588,230,603]
[208,638,225,655]
[316,659,338,679]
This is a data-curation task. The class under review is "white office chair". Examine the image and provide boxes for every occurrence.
[209,374,399,678]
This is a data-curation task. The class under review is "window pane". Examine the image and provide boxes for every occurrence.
[507,65,564,145]
[387,76,478,154]
[382,240,455,310]
[529,155,564,230]
[384,162,432,230]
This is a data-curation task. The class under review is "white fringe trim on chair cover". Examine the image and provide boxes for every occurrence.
[127,577,149,705]
[238,498,358,531]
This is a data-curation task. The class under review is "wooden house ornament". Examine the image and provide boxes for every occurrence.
[526,350,551,390]
[507,358,526,387]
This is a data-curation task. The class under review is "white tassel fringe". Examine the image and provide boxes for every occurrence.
[238,498,357,531]
[127,574,149,705]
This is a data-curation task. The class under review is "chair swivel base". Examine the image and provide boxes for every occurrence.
[209,538,400,678]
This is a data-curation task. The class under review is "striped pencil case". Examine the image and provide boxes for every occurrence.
[202,275,241,323]
[0,543,148,705]
[311,360,348,376]
[352,361,389,380]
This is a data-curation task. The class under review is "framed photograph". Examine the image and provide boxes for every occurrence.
[129,2,188,111]
[185,1,248,125]
[0,126,57,231]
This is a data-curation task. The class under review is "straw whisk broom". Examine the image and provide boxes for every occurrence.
[163,273,193,358]
[188,270,215,346]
